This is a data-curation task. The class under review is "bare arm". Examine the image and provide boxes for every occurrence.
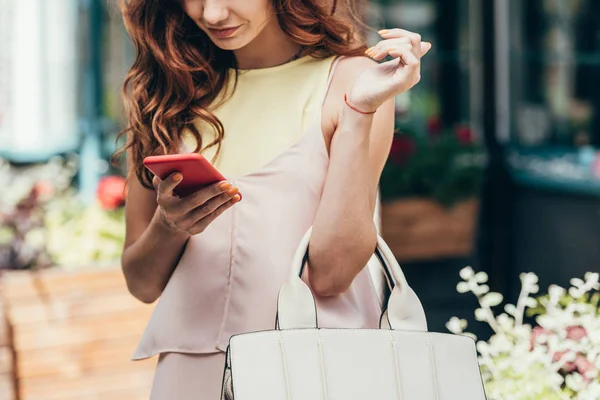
[308,58,395,297]
[308,29,430,296]
[121,174,191,303]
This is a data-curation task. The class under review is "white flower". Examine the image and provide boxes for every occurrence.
[473,284,490,296]
[496,313,514,330]
[504,303,517,316]
[456,281,470,293]
[584,272,599,290]
[520,272,539,285]
[569,287,586,299]
[525,297,538,308]
[445,317,468,334]
[475,308,492,322]
[571,278,585,287]
[566,373,586,392]
[459,266,475,280]
[549,284,566,299]
[481,292,503,307]
[474,271,488,283]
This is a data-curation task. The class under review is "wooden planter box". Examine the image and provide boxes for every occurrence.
[0,266,155,400]
[381,198,480,262]
[0,294,16,400]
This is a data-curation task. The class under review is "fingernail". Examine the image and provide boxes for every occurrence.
[365,47,374,54]
[219,181,232,191]
[226,187,239,196]
[378,29,389,35]
[173,173,183,181]
[231,194,241,203]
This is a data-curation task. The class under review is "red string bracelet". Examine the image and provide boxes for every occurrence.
[344,94,377,115]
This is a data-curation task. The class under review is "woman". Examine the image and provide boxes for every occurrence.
[118,0,430,398]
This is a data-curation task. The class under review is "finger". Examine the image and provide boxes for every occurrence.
[378,28,421,41]
[368,45,416,63]
[187,195,241,235]
[189,190,240,222]
[369,43,413,61]
[157,172,183,196]
[379,28,423,57]
[181,180,234,212]
[152,175,161,191]
[421,42,432,56]
[366,38,410,57]
[390,48,419,68]
[367,39,430,61]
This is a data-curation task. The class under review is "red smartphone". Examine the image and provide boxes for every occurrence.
[143,153,227,198]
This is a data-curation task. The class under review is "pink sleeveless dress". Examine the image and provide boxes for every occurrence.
[135,56,382,399]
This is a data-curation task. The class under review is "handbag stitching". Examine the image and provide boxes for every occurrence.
[390,332,404,399]
[278,332,293,400]
[427,333,440,400]
[316,330,330,400]
[232,328,474,340]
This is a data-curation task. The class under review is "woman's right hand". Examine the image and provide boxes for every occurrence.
[152,172,241,236]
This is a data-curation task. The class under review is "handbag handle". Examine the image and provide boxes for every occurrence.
[277,227,428,331]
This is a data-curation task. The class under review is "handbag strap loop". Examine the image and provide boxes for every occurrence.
[277,227,428,331]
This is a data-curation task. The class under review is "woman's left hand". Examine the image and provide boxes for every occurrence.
[346,29,432,114]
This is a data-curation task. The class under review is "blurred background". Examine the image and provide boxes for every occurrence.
[0,0,599,399]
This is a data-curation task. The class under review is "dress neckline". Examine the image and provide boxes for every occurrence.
[233,55,315,77]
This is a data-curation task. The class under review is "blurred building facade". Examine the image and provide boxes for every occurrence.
[491,0,600,307]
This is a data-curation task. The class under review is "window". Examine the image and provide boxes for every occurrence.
[502,0,600,193]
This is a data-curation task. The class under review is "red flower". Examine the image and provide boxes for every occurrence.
[427,116,442,137]
[389,135,415,166]
[455,125,474,145]
[97,176,127,210]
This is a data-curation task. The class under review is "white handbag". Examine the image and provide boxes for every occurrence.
[221,228,487,400]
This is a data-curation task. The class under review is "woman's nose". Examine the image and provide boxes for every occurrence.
[203,0,230,26]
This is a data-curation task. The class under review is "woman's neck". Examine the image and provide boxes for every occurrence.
[233,19,303,70]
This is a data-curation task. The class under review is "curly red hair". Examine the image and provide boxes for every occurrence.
[115,0,368,189]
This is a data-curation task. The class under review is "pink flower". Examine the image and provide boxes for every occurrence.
[97,176,127,210]
[553,350,577,373]
[530,326,548,350]
[575,355,596,382]
[566,326,588,341]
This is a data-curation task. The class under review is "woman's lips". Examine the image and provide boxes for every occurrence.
[208,26,240,39]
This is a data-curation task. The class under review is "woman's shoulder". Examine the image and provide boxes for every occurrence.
[319,56,378,139]
[333,56,377,88]
[324,56,377,108]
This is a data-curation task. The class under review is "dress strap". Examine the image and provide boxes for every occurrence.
[320,56,344,107]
